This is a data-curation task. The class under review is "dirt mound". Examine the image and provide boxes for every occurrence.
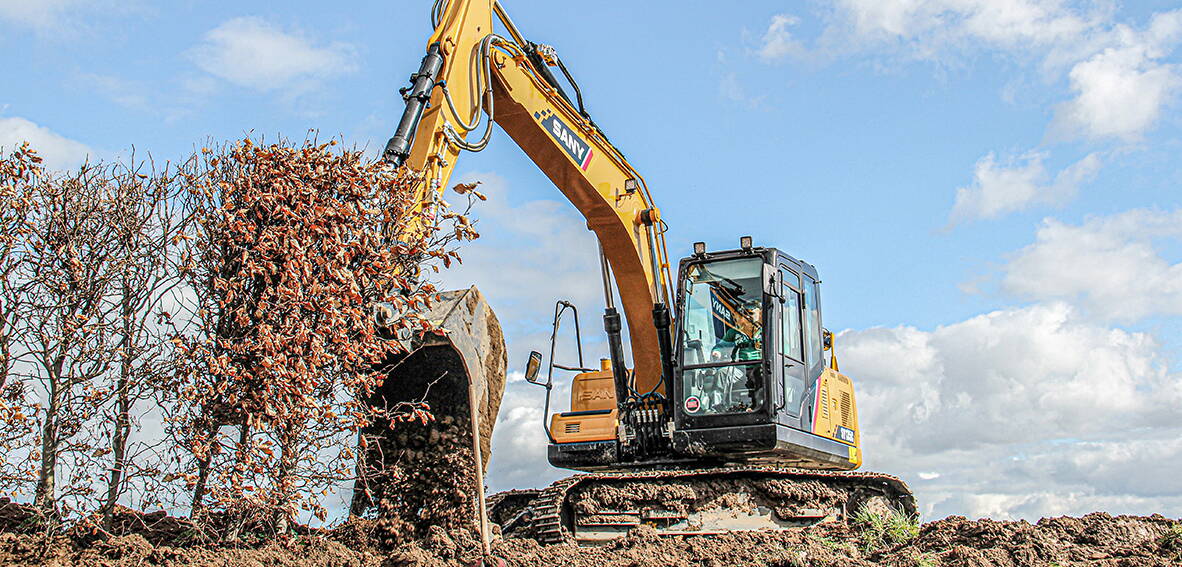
[0,498,45,535]
[903,513,1180,567]
[0,532,383,567]
[0,511,1177,566]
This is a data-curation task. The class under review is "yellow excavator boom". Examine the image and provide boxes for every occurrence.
[385,0,673,395]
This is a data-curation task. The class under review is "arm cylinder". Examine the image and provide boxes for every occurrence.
[384,43,445,166]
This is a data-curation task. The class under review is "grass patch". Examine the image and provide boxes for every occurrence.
[913,552,938,567]
[853,506,920,552]
[807,532,856,554]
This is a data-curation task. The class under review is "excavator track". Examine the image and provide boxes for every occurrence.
[493,466,915,545]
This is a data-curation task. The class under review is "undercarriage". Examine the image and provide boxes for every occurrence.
[489,466,916,545]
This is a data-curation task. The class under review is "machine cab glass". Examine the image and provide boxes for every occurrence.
[678,258,766,417]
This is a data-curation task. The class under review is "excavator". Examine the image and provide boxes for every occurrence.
[360,0,915,546]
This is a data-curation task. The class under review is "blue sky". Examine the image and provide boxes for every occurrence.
[3,0,1181,522]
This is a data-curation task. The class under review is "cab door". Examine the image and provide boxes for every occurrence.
[776,267,808,427]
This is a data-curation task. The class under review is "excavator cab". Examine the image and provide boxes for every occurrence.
[670,242,861,471]
[542,240,862,473]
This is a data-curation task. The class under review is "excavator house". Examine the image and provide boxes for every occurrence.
[372,0,915,544]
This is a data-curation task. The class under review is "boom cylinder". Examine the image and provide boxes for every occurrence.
[384,43,445,167]
[651,303,673,395]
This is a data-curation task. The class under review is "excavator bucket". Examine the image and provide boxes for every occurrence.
[350,286,506,537]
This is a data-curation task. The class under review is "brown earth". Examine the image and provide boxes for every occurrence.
[1,511,1178,566]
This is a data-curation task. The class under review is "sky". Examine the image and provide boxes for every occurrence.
[1,0,1181,522]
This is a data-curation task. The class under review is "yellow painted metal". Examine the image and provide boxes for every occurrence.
[811,367,862,467]
[550,361,619,443]
[550,408,618,444]
[400,0,494,235]
[397,0,672,393]
[569,366,617,413]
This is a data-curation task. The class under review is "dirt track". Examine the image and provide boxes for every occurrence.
[1,511,1179,566]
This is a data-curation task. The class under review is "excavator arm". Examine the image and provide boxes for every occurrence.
[384,0,674,395]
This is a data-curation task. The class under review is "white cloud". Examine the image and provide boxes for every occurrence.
[1054,44,1182,141]
[758,14,806,61]
[769,4,1181,207]
[0,117,93,170]
[485,381,569,493]
[81,73,151,111]
[0,0,83,31]
[815,4,1182,140]
[188,17,357,92]
[0,1,139,36]
[1001,209,1182,322]
[841,302,1182,519]
[948,150,1101,224]
[820,0,1101,58]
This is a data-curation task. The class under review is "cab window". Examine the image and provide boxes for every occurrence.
[802,275,823,380]
[780,270,803,362]
[679,258,765,416]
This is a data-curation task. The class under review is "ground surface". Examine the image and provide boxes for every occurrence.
[1,510,1179,566]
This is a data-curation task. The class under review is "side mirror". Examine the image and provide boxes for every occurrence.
[524,351,543,383]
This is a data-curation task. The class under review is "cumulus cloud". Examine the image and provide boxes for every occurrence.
[0,1,138,36]
[0,117,93,170]
[814,4,1182,141]
[817,0,1101,57]
[1053,31,1182,140]
[758,14,807,61]
[948,151,1101,224]
[841,302,1182,519]
[485,380,570,492]
[719,73,765,108]
[758,4,1179,221]
[188,17,357,92]
[1000,209,1182,322]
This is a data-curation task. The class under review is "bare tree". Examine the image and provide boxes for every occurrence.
[0,144,41,497]
[12,163,128,521]
[93,156,194,526]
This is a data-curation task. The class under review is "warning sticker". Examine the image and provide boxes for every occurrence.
[684,396,701,413]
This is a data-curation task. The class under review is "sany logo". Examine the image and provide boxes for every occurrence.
[535,109,593,170]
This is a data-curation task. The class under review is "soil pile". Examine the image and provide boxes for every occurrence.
[1,511,1178,566]
[0,498,44,535]
[351,287,506,545]
[351,345,484,544]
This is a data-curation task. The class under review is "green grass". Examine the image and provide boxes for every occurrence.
[807,532,856,554]
[913,552,938,567]
[853,506,920,552]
